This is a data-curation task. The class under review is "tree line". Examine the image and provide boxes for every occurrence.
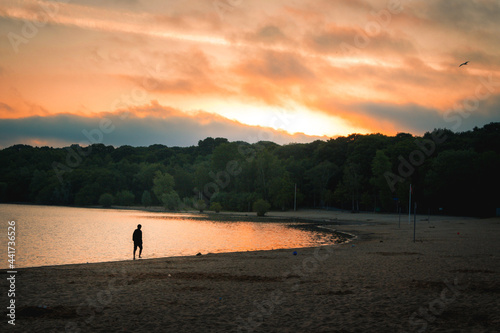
[1,122,499,217]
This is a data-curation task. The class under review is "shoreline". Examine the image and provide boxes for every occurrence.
[2,201,480,221]
[0,204,479,272]
[2,209,499,332]
[2,208,357,271]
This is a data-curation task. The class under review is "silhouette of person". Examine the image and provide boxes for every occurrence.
[133,224,142,260]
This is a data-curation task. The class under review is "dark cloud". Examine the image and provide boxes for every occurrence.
[410,0,500,60]
[246,25,289,45]
[0,102,13,113]
[304,25,355,53]
[122,49,231,96]
[257,25,285,40]
[236,50,315,82]
[351,102,448,133]
[352,95,500,134]
[0,110,328,148]
[66,0,140,9]
[421,0,500,31]
[305,25,415,57]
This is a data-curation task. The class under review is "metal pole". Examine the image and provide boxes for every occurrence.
[398,205,401,229]
[408,184,412,224]
[294,183,297,212]
[413,202,417,242]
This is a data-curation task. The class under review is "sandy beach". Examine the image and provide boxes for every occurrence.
[2,210,499,332]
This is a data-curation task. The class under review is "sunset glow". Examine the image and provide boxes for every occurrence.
[1,0,499,147]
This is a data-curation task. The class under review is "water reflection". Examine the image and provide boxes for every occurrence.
[0,204,340,269]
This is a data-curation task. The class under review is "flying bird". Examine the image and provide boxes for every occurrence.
[459,61,469,67]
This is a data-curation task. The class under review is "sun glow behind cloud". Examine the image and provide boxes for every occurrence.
[206,101,358,138]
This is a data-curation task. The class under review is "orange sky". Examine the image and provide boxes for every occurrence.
[1,0,499,147]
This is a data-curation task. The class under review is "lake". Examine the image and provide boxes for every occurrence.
[0,204,340,269]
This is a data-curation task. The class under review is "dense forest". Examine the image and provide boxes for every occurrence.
[1,122,499,217]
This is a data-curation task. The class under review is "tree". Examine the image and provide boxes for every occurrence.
[196,199,206,213]
[210,202,222,213]
[212,142,240,172]
[305,161,338,207]
[370,150,393,211]
[269,174,293,210]
[343,162,362,212]
[173,166,194,199]
[29,169,49,202]
[161,192,181,211]
[141,190,152,207]
[152,171,181,211]
[99,193,114,208]
[0,182,7,202]
[425,150,479,215]
[193,161,212,200]
[115,190,135,206]
[253,199,271,217]
[134,163,166,195]
[1,125,500,217]
[75,183,101,206]
[152,171,175,201]
[197,137,228,155]
[253,149,285,202]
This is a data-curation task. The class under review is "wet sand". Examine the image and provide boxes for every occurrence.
[2,210,499,332]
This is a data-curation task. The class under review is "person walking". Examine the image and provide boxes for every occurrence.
[133,224,143,260]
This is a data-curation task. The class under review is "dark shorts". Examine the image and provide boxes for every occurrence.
[134,242,143,250]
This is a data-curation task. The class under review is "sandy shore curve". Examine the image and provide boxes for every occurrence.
[2,210,499,332]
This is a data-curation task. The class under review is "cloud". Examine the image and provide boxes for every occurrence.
[236,50,315,82]
[0,104,328,148]
[68,0,140,9]
[1,0,499,141]
[0,0,228,47]
[244,25,291,46]
[348,95,500,134]
[232,50,318,106]
[122,48,232,96]
[304,23,415,58]
[415,0,500,32]
[0,102,13,113]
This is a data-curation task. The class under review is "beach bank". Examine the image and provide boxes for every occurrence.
[2,210,499,332]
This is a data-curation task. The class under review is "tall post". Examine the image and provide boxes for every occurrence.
[294,183,297,212]
[398,205,401,229]
[413,202,417,242]
[408,184,412,224]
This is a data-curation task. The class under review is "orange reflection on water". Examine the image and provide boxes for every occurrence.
[0,204,339,268]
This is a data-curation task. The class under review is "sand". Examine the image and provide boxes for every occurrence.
[2,210,499,332]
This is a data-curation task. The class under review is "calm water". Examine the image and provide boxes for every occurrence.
[0,204,338,269]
